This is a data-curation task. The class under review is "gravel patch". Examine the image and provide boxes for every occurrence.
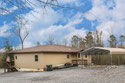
[0,69,4,74]
[0,66,125,83]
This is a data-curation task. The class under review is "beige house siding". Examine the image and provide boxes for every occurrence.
[15,53,43,69]
[41,53,74,68]
[14,53,92,71]
[14,53,76,70]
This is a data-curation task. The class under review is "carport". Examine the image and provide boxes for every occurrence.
[80,47,125,65]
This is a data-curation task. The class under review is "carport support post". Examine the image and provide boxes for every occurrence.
[121,55,123,65]
[81,53,84,68]
[105,55,107,66]
[118,55,120,66]
[110,54,112,65]
[95,55,96,66]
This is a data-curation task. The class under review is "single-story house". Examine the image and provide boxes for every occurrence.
[8,44,91,71]
[81,47,125,65]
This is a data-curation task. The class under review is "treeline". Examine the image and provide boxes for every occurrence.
[1,30,125,51]
[70,30,125,50]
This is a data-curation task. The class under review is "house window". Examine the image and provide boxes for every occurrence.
[85,55,87,58]
[67,54,70,59]
[78,54,80,58]
[35,55,38,61]
[15,56,17,60]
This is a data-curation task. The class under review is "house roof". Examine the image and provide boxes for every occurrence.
[8,44,79,54]
[81,47,125,55]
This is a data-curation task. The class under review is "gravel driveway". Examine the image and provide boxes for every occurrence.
[0,69,4,74]
[0,66,125,83]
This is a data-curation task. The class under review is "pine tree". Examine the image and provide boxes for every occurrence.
[108,34,117,48]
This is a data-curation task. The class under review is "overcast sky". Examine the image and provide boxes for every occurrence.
[0,0,125,50]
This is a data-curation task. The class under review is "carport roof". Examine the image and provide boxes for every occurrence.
[81,47,125,55]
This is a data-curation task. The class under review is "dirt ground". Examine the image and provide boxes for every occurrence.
[0,66,125,83]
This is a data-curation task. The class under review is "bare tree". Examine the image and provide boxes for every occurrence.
[62,38,67,46]
[47,33,54,44]
[85,32,94,48]
[0,7,10,15]
[0,0,60,16]
[0,0,98,22]
[55,40,60,45]
[79,38,86,50]
[16,15,29,49]
[93,30,103,47]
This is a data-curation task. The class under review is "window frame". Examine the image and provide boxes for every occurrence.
[35,55,38,62]
[67,54,70,59]
[85,55,87,58]
[15,56,17,60]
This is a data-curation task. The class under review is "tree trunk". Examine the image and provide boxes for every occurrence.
[21,41,23,49]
